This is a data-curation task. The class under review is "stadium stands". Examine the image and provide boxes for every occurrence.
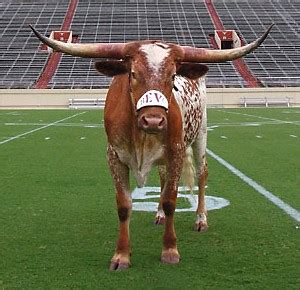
[0,1,69,89]
[214,0,300,87]
[50,0,244,89]
[0,0,299,89]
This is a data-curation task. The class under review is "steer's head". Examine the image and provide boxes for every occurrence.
[29,24,274,134]
[94,41,209,133]
[125,42,178,133]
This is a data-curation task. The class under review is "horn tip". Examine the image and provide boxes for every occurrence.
[258,23,274,44]
[29,24,38,35]
[267,23,275,32]
[29,24,43,41]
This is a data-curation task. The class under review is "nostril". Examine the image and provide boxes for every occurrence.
[142,115,149,127]
[158,117,165,128]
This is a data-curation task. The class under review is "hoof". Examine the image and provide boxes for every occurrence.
[109,254,131,271]
[154,210,165,225]
[161,248,180,264]
[194,213,208,232]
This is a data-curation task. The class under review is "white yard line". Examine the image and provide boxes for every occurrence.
[208,120,290,128]
[4,120,298,130]
[216,110,300,126]
[207,148,300,223]
[4,122,103,128]
[0,112,86,145]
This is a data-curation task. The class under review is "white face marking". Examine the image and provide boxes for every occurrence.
[140,43,170,73]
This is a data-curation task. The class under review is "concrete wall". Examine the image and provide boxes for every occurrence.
[0,87,300,108]
[0,89,107,108]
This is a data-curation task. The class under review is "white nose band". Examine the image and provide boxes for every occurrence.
[136,90,169,111]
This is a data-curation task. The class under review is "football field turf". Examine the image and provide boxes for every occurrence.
[1,108,299,289]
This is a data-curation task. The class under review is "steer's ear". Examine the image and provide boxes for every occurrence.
[176,63,209,79]
[95,60,129,77]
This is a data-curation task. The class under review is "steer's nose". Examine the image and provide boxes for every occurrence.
[138,114,167,133]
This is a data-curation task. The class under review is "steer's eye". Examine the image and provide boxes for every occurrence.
[131,71,137,80]
[172,74,178,91]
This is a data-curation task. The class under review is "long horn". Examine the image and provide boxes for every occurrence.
[182,24,274,63]
[29,25,125,59]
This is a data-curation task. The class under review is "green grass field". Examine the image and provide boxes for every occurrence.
[1,108,299,289]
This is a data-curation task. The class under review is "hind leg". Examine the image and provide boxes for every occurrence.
[195,155,208,232]
[155,165,166,225]
[193,114,208,232]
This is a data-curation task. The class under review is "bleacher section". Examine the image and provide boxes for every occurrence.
[0,1,69,89]
[49,0,244,89]
[214,0,300,87]
[0,0,299,89]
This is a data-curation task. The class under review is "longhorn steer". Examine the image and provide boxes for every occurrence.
[30,24,273,270]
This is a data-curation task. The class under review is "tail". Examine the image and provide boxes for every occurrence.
[181,146,195,193]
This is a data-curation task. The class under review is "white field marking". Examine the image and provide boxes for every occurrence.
[208,125,220,130]
[216,110,300,126]
[209,121,278,127]
[206,120,300,131]
[282,110,300,114]
[4,111,22,116]
[290,135,297,138]
[84,125,100,128]
[139,43,170,73]
[256,135,263,138]
[131,186,230,212]
[207,148,300,223]
[45,137,50,140]
[220,135,227,139]
[242,123,261,127]
[4,122,103,128]
[0,112,86,145]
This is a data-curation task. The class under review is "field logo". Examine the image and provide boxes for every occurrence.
[132,186,230,212]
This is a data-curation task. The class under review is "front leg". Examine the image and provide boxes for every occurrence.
[107,145,132,271]
[155,165,166,225]
[161,144,184,264]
